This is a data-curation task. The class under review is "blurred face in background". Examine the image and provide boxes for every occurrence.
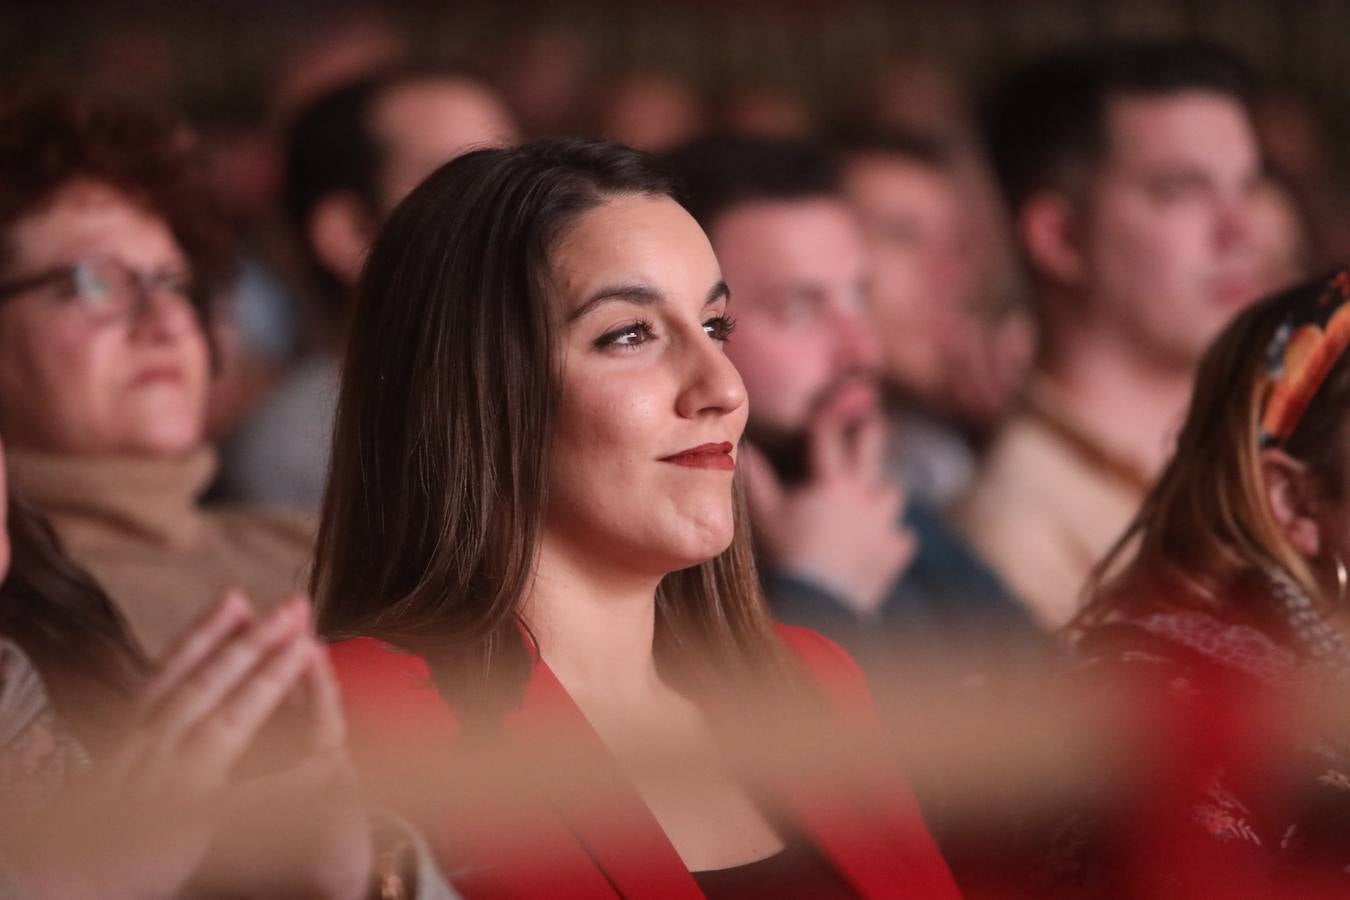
[1247,177,1309,296]
[709,197,880,466]
[314,77,522,290]
[0,180,210,457]
[1074,91,1263,369]
[842,153,972,399]
[599,72,705,154]
[721,89,814,140]
[371,77,520,211]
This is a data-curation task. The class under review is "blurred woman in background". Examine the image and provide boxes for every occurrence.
[0,91,313,658]
[318,138,960,898]
[1067,268,1350,896]
[0,425,404,898]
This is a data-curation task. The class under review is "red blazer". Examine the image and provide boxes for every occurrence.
[332,623,961,899]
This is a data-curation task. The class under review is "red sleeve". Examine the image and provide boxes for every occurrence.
[328,638,460,768]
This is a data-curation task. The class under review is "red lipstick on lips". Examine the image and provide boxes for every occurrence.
[660,441,736,470]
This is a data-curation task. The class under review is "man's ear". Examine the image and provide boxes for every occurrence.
[1018,190,1085,288]
[307,191,377,288]
[1261,447,1322,557]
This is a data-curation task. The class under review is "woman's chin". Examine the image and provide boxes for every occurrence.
[659,524,737,572]
[117,423,206,459]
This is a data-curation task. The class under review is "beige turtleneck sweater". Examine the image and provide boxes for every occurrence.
[7,448,316,659]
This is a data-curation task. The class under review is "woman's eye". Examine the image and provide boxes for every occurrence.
[154,272,195,300]
[704,315,737,342]
[65,271,113,307]
[595,321,656,349]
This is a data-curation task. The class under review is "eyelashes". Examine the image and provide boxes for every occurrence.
[705,314,737,342]
[593,315,737,351]
[593,320,655,349]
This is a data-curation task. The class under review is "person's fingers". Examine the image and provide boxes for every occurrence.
[176,633,316,783]
[850,414,887,478]
[139,591,255,711]
[876,480,906,525]
[807,404,852,480]
[301,643,347,754]
[739,442,784,518]
[891,525,919,572]
[142,600,309,745]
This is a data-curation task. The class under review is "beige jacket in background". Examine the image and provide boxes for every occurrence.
[957,382,1148,631]
[7,448,315,659]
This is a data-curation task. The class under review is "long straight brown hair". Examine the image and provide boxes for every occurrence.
[313,138,794,713]
[1074,273,1350,632]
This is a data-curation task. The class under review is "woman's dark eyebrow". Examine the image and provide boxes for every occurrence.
[568,284,662,322]
[707,280,730,307]
[569,279,730,322]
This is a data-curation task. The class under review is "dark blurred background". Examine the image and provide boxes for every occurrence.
[9,0,1350,253]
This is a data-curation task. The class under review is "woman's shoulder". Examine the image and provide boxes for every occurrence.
[773,622,856,666]
[772,623,873,711]
[332,627,877,731]
[1075,608,1299,690]
[328,638,460,756]
[330,635,432,678]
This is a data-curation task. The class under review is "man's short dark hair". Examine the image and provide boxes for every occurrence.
[283,63,498,305]
[662,135,841,234]
[282,75,388,242]
[283,62,498,238]
[983,40,1258,214]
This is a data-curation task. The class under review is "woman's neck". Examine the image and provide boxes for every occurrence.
[522,535,667,705]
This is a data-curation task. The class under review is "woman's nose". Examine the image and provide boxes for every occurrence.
[675,332,748,420]
[128,287,201,341]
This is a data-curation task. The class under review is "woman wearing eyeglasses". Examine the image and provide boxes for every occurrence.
[0,91,313,658]
[1056,269,1350,897]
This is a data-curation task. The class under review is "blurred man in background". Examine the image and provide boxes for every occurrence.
[666,135,1042,671]
[220,66,519,508]
[837,130,1034,511]
[962,41,1266,629]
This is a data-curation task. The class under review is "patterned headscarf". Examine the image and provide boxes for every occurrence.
[1259,268,1350,448]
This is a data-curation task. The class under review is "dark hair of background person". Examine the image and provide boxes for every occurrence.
[0,87,235,324]
[1,495,146,746]
[662,134,842,234]
[281,62,502,314]
[828,125,952,172]
[981,39,1259,215]
[1075,272,1350,635]
[313,137,796,720]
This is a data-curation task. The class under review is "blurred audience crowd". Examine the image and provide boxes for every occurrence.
[2,7,1350,898]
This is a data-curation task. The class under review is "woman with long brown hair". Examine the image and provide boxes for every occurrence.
[1065,268,1350,895]
[318,138,960,898]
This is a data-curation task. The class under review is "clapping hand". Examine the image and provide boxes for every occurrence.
[3,591,373,900]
